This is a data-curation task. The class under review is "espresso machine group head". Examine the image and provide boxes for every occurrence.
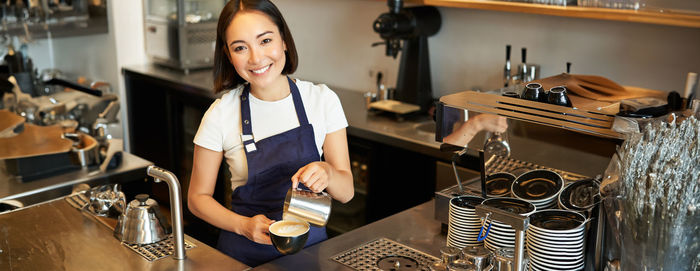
[373,0,441,112]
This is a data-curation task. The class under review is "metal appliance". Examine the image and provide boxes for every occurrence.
[143,0,225,73]
[434,86,623,270]
[114,194,171,244]
[372,0,442,112]
[0,69,123,181]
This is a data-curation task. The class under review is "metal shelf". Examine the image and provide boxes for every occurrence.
[2,17,108,40]
[439,90,624,139]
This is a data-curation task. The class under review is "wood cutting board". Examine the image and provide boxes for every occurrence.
[0,109,25,138]
[530,73,666,102]
[0,123,73,159]
[369,100,421,115]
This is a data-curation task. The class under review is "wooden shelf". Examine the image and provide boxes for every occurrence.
[422,0,700,28]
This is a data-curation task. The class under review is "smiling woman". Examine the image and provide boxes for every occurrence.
[224,11,289,100]
[187,0,354,267]
[212,0,297,96]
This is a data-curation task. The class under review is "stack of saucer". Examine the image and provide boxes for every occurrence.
[512,170,563,210]
[481,198,536,252]
[483,220,516,252]
[447,196,484,249]
[485,172,516,197]
[526,210,587,271]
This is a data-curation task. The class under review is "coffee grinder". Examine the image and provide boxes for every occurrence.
[372,0,441,112]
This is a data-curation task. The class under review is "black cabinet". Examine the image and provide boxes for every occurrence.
[124,70,227,246]
[359,135,436,221]
[326,135,441,237]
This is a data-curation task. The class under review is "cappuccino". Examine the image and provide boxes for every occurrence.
[270,220,309,237]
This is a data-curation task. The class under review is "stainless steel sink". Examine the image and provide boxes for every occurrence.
[0,187,73,214]
[0,199,23,213]
[414,121,436,134]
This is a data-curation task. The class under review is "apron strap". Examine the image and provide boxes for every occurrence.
[287,77,310,126]
[240,77,309,153]
[240,84,256,152]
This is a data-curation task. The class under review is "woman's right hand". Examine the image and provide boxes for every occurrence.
[240,214,274,245]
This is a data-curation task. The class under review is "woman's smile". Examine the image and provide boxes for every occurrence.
[251,64,272,75]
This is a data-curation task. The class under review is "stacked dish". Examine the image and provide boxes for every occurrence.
[447,196,485,248]
[485,172,516,197]
[512,170,563,210]
[558,178,600,218]
[526,210,587,271]
[481,198,536,252]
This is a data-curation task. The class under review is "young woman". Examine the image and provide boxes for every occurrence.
[187,0,353,266]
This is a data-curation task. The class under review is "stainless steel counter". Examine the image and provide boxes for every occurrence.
[256,200,443,270]
[1,152,152,206]
[0,195,248,270]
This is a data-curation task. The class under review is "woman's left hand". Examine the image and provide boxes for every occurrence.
[291,162,332,193]
[472,114,508,134]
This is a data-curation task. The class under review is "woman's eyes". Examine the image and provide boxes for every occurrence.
[230,38,272,52]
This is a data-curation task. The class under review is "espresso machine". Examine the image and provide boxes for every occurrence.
[433,86,623,270]
[143,0,225,73]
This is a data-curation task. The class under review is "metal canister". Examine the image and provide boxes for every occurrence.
[283,188,331,227]
[440,246,462,264]
[462,245,492,271]
[447,259,477,271]
[491,247,518,271]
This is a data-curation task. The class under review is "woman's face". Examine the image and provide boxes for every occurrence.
[225,11,287,91]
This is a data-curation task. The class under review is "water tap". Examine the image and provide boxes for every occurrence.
[146,165,186,260]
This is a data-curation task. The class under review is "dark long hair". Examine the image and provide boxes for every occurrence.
[213,0,298,94]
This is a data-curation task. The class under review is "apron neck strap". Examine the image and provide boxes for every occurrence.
[240,76,309,142]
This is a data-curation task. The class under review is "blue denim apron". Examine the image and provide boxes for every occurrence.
[216,77,328,267]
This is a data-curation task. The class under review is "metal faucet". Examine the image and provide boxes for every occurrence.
[146,165,186,260]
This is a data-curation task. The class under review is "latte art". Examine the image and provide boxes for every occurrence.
[270,220,309,237]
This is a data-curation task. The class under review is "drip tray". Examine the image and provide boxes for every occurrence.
[65,192,197,262]
[65,192,89,209]
[123,236,197,261]
[331,238,438,271]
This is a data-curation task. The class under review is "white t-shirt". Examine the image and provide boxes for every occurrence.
[193,79,348,191]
